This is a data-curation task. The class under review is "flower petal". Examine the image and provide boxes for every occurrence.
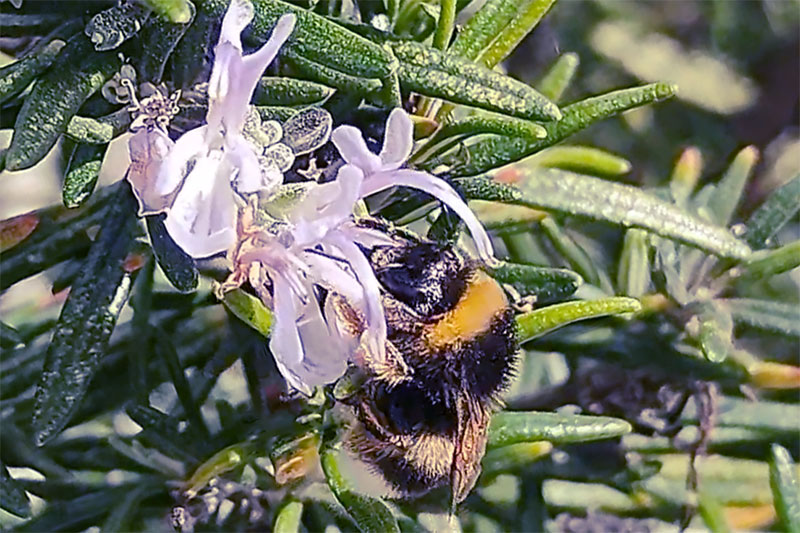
[238,13,296,99]
[164,155,237,258]
[293,291,349,386]
[156,125,208,195]
[327,232,387,365]
[360,169,496,264]
[331,125,382,172]
[127,129,175,215]
[227,135,269,193]
[379,108,414,169]
[269,275,311,394]
[218,0,253,52]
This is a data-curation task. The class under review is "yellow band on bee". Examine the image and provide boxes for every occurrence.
[424,271,507,349]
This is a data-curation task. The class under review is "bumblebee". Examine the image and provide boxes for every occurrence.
[334,222,518,504]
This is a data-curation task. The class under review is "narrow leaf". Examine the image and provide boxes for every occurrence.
[0,39,66,105]
[670,147,703,207]
[536,52,579,102]
[134,2,194,83]
[251,0,396,80]
[515,297,641,344]
[222,289,274,338]
[274,500,304,533]
[477,0,557,68]
[738,240,800,281]
[284,50,382,101]
[146,215,198,293]
[5,35,121,171]
[32,185,138,446]
[65,116,114,144]
[321,448,400,533]
[254,77,335,107]
[63,143,106,208]
[490,261,582,303]
[0,321,24,349]
[449,0,520,60]
[0,461,30,518]
[707,145,758,226]
[389,40,561,121]
[488,411,632,448]
[457,171,752,260]
[413,111,546,164]
[437,83,675,176]
[0,191,113,290]
[744,174,800,249]
[530,146,632,177]
[141,0,194,23]
[720,298,800,337]
[482,441,552,475]
[617,229,650,298]
[539,216,607,289]
[432,0,456,50]
[770,444,800,533]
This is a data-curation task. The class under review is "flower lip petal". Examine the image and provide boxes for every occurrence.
[360,169,497,264]
[156,125,208,196]
[228,136,266,193]
[379,108,414,169]
[331,125,382,172]
[218,0,253,51]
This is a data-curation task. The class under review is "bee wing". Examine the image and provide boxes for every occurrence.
[450,397,491,506]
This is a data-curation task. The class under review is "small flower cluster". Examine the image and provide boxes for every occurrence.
[125,0,495,393]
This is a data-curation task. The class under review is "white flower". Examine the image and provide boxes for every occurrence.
[225,198,390,394]
[331,108,497,264]
[140,0,296,258]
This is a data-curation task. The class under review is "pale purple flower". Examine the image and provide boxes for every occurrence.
[226,196,393,394]
[146,0,295,258]
[331,108,497,264]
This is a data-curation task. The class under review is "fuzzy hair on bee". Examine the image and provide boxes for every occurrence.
[333,221,519,505]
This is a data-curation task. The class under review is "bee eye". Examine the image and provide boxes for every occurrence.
[376,244,466,317]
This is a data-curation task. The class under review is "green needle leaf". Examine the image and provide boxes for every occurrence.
[254,77,336,107]
[482,442,553,476]
[32,185,138,446]
[321,448,400,533]
[617,229,651,298]
[488,411,632,448]
[438,83,676,176]
[0,39,65,105]
[458,171,751,260]
[222,289,274,338]
[141,0,195,24]
[744,174,800,249]
[388,40,561,121]
[63,143,107,208]
[477,0,557,68]
[490,261,583,303]
[251,0,396,80]
[530,146,632,177]
[515,297,641,343]
[145,215,198,293]
[536,52,580,103]
[770,443,800,533]
[5,36,121,171]
[738,240,800,281]
[432,0,456,51]
[274,500,304,533]
[449,0,521,60]
[707,145,759,226]
[719,298,800,338]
